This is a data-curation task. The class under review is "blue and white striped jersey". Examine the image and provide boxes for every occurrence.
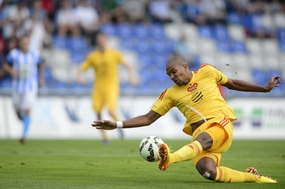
[6,49,42,93]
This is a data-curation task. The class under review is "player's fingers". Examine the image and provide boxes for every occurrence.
[274,77,281,84]
[93,120,105,124]
[274,76,280,81]
[270,76,280,84]
[91,123,103,129]
[91,120,103,127]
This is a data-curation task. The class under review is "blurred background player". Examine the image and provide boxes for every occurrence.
[3,35,44,144]
[77,32,136,144]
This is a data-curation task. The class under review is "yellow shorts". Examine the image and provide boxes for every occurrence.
[92,88,118,113]
[192,116,234,166]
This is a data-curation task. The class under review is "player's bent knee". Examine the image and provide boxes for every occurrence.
[198,166,216,180]
[196,158,217,180]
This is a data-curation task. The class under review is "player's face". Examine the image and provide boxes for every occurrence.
[19,37,29,53]
[166,61,189,86]
[97,34,107,48]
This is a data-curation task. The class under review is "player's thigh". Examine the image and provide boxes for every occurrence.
[205,123,233,153]
[22,90,37,111]
[12,92,22,111]
[92,91,104,113]
[106,91,118,112]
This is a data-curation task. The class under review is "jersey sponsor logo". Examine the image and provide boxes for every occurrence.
[187,83,204,103]
[191,91,203,103]
[187,83,198,92]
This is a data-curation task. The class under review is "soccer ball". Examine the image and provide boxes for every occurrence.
[139,136,164,162]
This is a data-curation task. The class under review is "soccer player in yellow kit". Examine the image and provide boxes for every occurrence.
[91,56,281,183]
[78,32,136,144]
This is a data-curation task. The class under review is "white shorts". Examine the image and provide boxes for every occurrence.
[12,91,37,111]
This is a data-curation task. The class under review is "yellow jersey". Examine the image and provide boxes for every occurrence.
[151,64,237,136]
[79,48,124,92]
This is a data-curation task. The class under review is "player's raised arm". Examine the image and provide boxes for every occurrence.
[223,76,281,93]
[122,62,137,86]
[38,60,45,87]
[91,110,161,130]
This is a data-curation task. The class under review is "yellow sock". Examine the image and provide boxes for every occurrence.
[170,141,203,164]
[110,111,118,122]
[215,166,257,183]
[113,115,118,122]
[100,130,108,140]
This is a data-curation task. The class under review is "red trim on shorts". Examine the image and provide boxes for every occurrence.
[219,117,229,127]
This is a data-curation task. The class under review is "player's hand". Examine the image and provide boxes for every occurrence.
[129,76,137,86]
[265,76,281,91]
[10,69,18,78]
[77,72,85,84]
[77,75,84,84]
[39,77,45,87]
[92,120,117,130]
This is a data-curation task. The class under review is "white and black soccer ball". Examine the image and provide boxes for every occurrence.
[139,136,164,162]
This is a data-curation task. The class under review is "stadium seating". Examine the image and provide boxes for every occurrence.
[227,12,242,25]
[1,15,284,98]
[37,21,285,97]
[0,76,12,88]
[54,19,285,96]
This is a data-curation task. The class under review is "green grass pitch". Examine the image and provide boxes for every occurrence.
[0,139,284,189]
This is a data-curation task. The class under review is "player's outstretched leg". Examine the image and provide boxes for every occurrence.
[19,111,31,144]
[158,140,203,171]
[169,140,203,163]
[246,167,277,183]
[158,143,171,171]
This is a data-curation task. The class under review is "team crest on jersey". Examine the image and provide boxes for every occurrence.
[187,83,198,92]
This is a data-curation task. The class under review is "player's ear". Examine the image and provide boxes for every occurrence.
[182,63,188,69]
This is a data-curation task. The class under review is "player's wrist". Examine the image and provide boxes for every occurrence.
[116,121,123,128]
